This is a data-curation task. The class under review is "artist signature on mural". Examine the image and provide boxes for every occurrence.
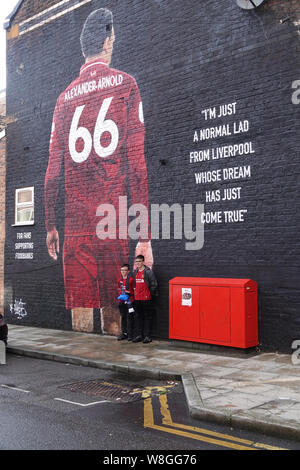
[10,299,28,320]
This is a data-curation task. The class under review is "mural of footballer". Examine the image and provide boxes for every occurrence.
[45,8,153,335]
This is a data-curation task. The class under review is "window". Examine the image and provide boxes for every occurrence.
[15,187,34,225]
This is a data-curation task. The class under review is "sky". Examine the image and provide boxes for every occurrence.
[0,0,19,91]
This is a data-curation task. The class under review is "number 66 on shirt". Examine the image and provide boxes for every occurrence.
[69,97,119,162]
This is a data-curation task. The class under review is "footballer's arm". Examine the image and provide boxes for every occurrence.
[45,103,63,260]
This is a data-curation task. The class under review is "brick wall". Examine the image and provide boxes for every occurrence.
[4,0,300,351]
[0,93,6,315]
[13,0,67,23]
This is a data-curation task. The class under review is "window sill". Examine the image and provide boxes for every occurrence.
[12,222,35,227]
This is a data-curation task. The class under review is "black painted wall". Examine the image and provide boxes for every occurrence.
[4,0,300,351]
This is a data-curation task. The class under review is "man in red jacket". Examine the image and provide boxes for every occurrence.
[45,8,153,335]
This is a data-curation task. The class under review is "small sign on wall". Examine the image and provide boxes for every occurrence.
[182,288,192,306]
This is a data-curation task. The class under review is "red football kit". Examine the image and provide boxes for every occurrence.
[118,276,135,303]
[45,59,149,309]
[134,269,151,301]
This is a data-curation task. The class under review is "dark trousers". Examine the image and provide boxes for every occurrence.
[134,300,153,338]
[118,303,134,338]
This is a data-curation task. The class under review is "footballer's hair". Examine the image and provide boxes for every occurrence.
[80,8,113,58]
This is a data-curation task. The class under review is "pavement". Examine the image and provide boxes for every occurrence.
[3,324,300,442]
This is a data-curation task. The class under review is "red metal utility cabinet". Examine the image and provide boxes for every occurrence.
[169,278,258,348]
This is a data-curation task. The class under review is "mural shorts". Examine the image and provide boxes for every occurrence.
[63,235,128,309]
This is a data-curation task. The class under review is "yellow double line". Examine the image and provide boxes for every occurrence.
[140,386,287,451]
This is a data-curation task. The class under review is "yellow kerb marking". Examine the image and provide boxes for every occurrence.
[142,385,288,451]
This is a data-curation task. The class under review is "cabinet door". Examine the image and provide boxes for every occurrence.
[171,286,200,340]
[199,287,231,343]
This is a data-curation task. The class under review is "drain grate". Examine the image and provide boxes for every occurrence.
[59,379,147,403]
[59,379,179,403]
